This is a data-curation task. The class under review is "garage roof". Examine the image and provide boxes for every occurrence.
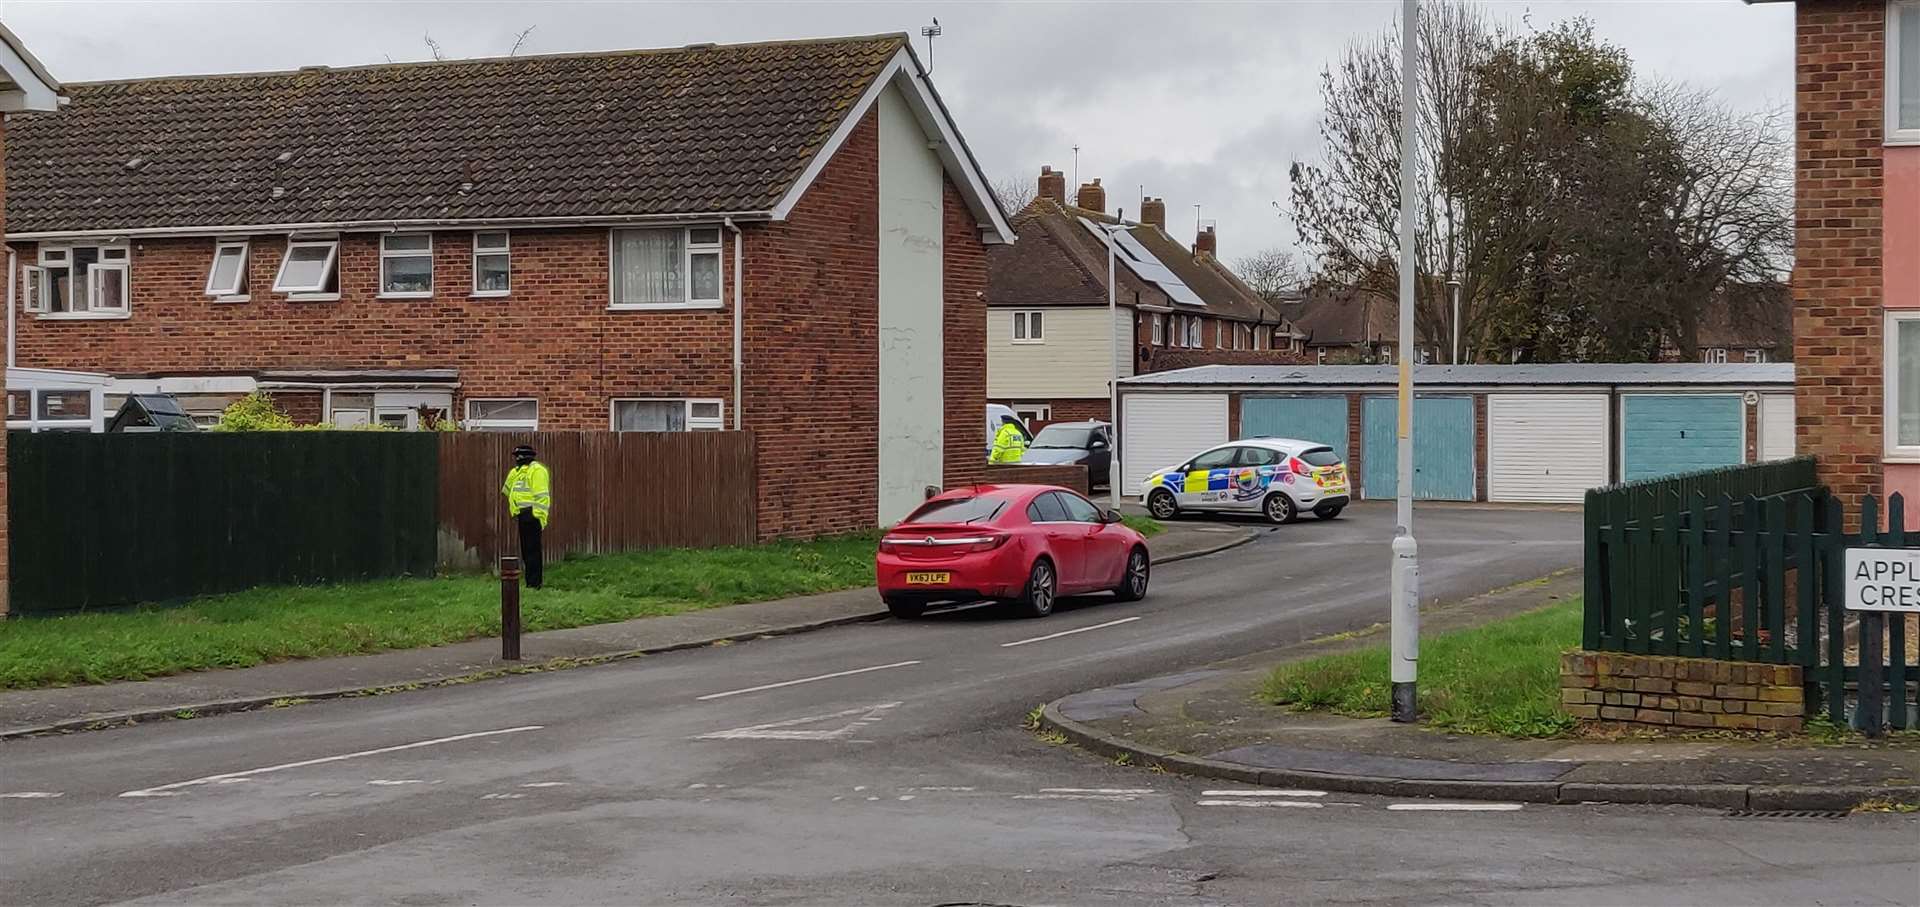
[1121,363,1796,388]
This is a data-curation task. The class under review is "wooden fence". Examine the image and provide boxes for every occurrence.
[435,431,757,568]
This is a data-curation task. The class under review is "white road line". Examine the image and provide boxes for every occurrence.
[0,791,64,799]
[1197,799,1325,809]
[1013,793,1141,802]
[520,782,569,788]
[1201,789,1327,798]
[117,726,543,798]
[366,779,428,786]
[694,661,921,701]
[1039,787,1155,794]
[1001,616,1141,648]
[1386,802,1524,812]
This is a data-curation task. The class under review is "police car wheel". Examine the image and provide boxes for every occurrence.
[1263,493,1299,524]
[1146,489,1179,520]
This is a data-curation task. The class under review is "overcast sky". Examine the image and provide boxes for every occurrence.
[2,0,1793,263]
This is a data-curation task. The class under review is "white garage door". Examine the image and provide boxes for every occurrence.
[1760,394,1795,461]
[1487,394,1610,503]
[1121,393,1228,496]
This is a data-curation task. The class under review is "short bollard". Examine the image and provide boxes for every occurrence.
[500,556,523,661]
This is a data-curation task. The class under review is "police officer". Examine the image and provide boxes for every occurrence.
[989,415,1027,464]
[501,445,551,589]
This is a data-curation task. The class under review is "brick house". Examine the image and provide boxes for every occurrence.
[1275,285,1440,366]
[985,167,1302,426]
[1762,0,1916,505]
[1,34,1016,536]
[0,23,62,616]
[1679,281,1795,364]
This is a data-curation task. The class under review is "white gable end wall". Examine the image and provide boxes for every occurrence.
[876,85,945,524]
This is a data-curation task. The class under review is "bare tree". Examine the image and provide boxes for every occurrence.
[991,176,1036,215]
[423,33,446,62]
[1233,247,1305,302]
[509,26,538,57]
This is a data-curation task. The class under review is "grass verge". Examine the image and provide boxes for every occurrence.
[1121,514,1164,536]
[1261,598,1581,738]
[0,533,879,690]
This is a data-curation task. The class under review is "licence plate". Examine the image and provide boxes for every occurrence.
[906,572,951,585]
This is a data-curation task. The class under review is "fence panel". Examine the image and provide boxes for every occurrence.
[7,431,438,614]
[435,430,758,569]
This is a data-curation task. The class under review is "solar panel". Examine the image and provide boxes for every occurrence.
[1080,218,1206,308]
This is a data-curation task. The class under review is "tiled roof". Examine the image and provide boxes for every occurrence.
[1279,285,1397,346]
[3,34,907,234]
[1122,362,1796,387]
[1696,281,1792,350]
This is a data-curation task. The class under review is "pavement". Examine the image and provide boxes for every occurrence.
[1041,571,1920,811]
[4,503,1916,906]
[0,519,1257,739]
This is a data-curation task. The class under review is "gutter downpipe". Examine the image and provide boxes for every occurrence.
[725,218,743,430]
[6,246,15,368]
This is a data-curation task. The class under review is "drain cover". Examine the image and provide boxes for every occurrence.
[1724,809,1849,820]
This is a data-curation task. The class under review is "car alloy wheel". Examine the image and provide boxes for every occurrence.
[1117,548,1150,601]
[1147,489,1178,520]
[1024,560,1056,618]
[1264,493,1297,524]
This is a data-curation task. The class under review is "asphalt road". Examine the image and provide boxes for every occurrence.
[3,503,1915,906]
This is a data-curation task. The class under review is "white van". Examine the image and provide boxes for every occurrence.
[985,404,1032,461]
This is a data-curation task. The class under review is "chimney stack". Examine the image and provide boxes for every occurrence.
[1194,223,1217,258]
[1076,179,1106,214]
[1140,197,1167,231]
[1037,166,1066,205]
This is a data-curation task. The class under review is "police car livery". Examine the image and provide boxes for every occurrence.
[1141,437,1350,524]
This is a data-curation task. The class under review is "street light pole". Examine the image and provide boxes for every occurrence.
[1391,0,1421,724]
[1447,277,1462,365]
[1108,222,1121,513]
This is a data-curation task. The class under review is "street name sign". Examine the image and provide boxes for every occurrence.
[1844,548,1920,613]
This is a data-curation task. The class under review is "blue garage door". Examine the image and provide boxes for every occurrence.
[1241,395,1349,460]
[1362,396,1476,501]
[1621,395,1744,483]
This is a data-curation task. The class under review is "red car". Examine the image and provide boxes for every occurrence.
[876,484,1151,619]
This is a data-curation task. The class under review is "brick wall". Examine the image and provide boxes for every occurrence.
[1561,652,1804,733]
[991,397,1111,427]
[984,463,1088,497]
[1794,0,1885,505]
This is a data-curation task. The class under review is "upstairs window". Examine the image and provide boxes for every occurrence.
[1894,0,1919,141]
[612,227,723,309]
[1701,347,1729,364]
[1012,310,1045,343]
[205,240,249,299]
[1744,348,1770,363]
[380,233,434,297]
[273,238,340,296]
[1187,317,1202,348]
[472,232,510,297]
[24,244,129,317]
[1151,313,1165,346]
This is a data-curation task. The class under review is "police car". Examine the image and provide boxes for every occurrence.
[1141,438,1350,524]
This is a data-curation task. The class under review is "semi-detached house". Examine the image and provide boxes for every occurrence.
[1,33,1016,537]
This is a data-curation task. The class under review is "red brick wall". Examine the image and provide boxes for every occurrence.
[1795,0,1886,505]
[990,397,1110,428]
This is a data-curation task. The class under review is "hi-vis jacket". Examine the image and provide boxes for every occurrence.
[989,422,1027,464]
[502,462,552,528]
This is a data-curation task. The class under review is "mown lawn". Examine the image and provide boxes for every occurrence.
[1261,598,1582,738]
[0,533,880,690]
[1121,513,1165,536]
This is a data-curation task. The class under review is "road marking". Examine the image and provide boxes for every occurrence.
[907,786,976,792]
[694,702,902,741]
[520,782,569,788]
[897,795,915,801]
[367,779,428,786]
[1201,789,1327,798]
[1039,787,1154,794]
[117,725,543,798]
[1197,799,1324,809]
[480,792,526,800]
[0,791,63,799]
[694,661,921,701]
[1001,617,1141,648]
[1014,793,1142,802]
[1386,802,1524,812]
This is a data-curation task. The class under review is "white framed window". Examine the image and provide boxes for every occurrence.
[1888,311,1920,458]
[205,240,250,300]
[1379,344,1394,365]
[1316,347,1328,364]
[1187,317,1202,348]
[1892,0,1920,143]
[1013,402,1052,424]
[379,233,434,298]
[27,244,130,318]
[464,397,538,431]
[1743,348,1769,363]
[1151,313,1164,346]
[611,397,725,432]
[1012,310,1045,343]
[6,387,100,432]
[611,227,723,309]
[273,237,340,297]
[1701,347,1729,364]
[471,231,510,297]
[1215,321,1225,349]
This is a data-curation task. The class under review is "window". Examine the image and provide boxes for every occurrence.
[464,398,538,431]
[1215,320,1225,349]
[1012,310,1045,343]
[1379,344,1394,365]
[611,227,722,308]
[1026,492,1070,523]
[27,244,129,317]
[1417,347,1434,364]
[611,398,725,432]
[1893,0,1920,141]
[380,233,434,297]
[908,494,1008,525]
[472,232,510,296]
[1235,446,1282,467]
[1013,403,1052,424]
[1887,312,1920,456]
[1189,446,1240,471]
[1055,491,1104,523]
[1316,347,1328,364]
[6,387,97,432]
[1151,313,1165,346]
[1701,347,1729,364]
[1188,317,1202,348]
[1234,324,1246,351]
[1743,348,1769,364]
[274,238,340,295]
[205,241,249,299]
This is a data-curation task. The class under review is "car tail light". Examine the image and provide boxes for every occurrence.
[1289,457,1312,476]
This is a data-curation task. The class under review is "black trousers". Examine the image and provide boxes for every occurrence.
[516,510,544,589]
